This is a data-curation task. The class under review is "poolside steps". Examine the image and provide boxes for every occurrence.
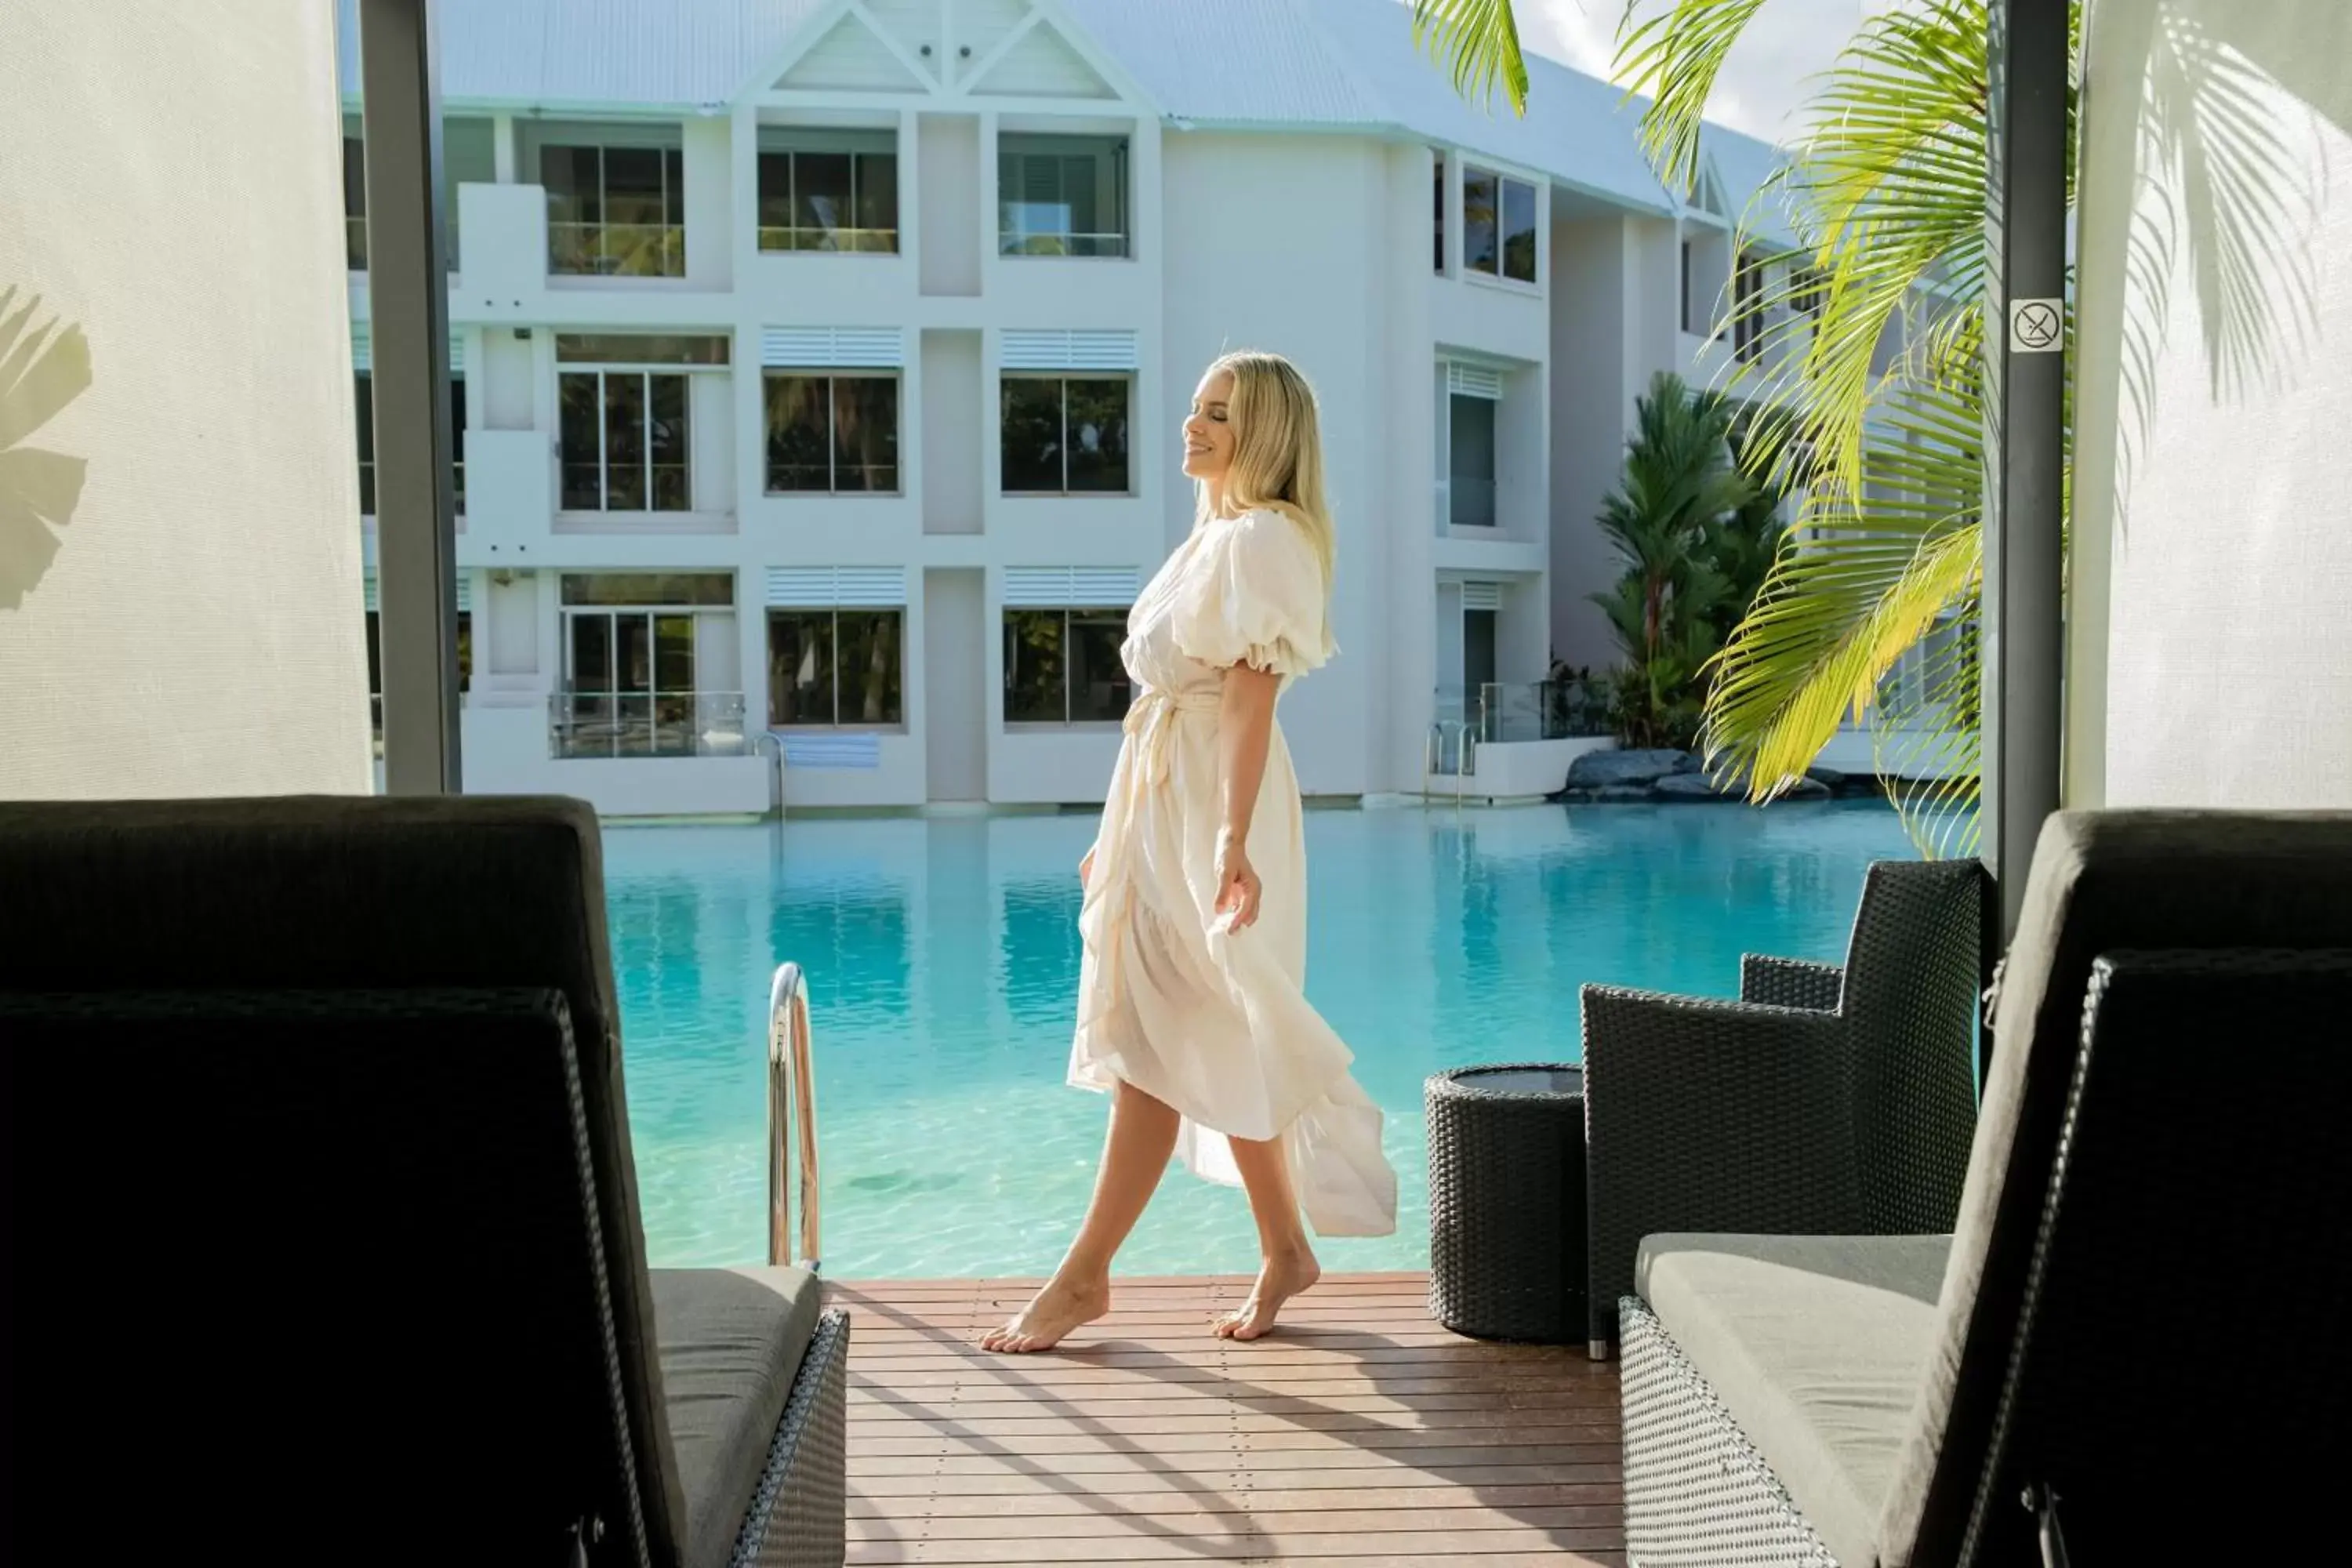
[831,1272,1624,1566]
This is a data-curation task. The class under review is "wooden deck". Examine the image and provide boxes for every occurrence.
[831,1272,1624,1566]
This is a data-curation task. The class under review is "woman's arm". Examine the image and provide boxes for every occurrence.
[1212,665,1281,928]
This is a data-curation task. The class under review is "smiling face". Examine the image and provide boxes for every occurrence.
[1181,368,1237,488]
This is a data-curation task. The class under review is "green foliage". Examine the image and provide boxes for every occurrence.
[1588,372,1785,750]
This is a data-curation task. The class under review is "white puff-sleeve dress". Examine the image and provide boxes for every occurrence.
[1068,507,1398,1238]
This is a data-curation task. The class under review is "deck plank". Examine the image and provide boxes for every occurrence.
[833,1274,1620,1565]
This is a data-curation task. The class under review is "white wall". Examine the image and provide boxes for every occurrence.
[1162,132,1394,798]
[0,0,371,797]
[2071,0,2352,808]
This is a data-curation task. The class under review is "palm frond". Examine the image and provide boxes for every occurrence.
[1613,0,1773,192]
[1410,0,1531,116]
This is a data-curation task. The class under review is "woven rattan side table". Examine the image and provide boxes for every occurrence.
[1426,1063,1586,1344]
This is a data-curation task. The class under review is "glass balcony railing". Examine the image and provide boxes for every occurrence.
[549,221,686,278]
[1478,679,1611,742]
[550,690,746,759]
[1448,477,1497,529]
[757,223,898,254]
[996,224,1130,259]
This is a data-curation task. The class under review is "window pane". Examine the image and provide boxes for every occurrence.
[616,612,653,693]
[853,153,898,252]
[354,372,375,515]
[603,373,647,510]
[561,572,734,606]
[833,377,898,492]
[663,148,685,229]
[767,610,834,725]
[456,609,473,692]
[555,334,730,365]
[1002,609,1067,723]
[365,609,382,695]
[1069,610,1134,723]
[1449,394,1497,528]
[1064,379,1130,493]
[794,151,852,249]
[449,376,466,514]
[559,373,603,509]
[1000,379,1065,492]
[343,136,368,270]
[764,375,832,492]
[542,146,600,224]
[835,609,903,725]
[757,151,793,244]
[1502,178,1537,282]
[568,612,613,691]
[648,373,691,511]
[998,135,1127,256]
[1463,169,1499,275]
[602,147,665,225]
[653,613,695,692]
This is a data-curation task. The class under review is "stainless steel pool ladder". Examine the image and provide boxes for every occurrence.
[767,961,821,1272]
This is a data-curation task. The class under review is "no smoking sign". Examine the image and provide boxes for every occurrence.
[2009,297,2063,353]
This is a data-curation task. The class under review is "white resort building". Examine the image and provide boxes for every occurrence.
[343,0,1808,817]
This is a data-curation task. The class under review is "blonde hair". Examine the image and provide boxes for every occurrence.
[1196,350,1338,590]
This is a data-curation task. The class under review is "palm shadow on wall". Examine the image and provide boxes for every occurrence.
[0,287,92,609]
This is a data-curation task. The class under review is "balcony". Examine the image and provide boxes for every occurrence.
[550,690,747,760]
[549,220,685,279]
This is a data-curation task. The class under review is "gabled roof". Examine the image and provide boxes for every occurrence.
[331,0,1798,241]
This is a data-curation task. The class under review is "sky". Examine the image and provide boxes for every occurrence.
[1514,0,1880,145]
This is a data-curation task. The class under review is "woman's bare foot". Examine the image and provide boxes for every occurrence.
[1214,1247,1321,1341]
[980,1272,1110,1353]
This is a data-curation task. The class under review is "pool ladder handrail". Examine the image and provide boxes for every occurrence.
[768,961,821,1272]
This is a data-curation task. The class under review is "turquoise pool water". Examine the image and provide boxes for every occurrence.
[609,800,1913,1278]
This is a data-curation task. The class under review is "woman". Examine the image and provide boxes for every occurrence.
[983,351,1398,1354]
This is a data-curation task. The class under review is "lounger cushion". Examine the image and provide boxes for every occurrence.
[653,1265,826,1568]
[1639,1232,1950,1568]
[1877,810,2352,1566]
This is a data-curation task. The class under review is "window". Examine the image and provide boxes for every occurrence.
[1679,240,1695,332]
[354,371,373,516]
[1432,151,1446,273]
[354,372,466,515]
[556,573,736,758]
[764,374,900,493]
[543,141,685,277]
[999,134,1129,257]
[1003,608,1132,724]
[365,608,470,750]
[758,132,898,252]
[343,116,493,272]
[1448,394,1497,528]
[1733,249,1765,363]
[1791,266,1826,318]
[1000,377,1129,495]
[1464,166,1537,285]
[554,336,724,514]
[768,608,904,726]
[343,133,368,270]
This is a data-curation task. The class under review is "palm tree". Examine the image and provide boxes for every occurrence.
[1414,0,2014,851]
[1589,372,1757,749]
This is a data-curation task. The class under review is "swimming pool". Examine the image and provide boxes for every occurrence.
[609,800,1914,1278]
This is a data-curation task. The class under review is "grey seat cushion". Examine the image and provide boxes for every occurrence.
[1638,1233,1951,1568]
[652,1265,826,1568]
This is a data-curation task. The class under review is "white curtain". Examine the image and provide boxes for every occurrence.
[2071,0,2352,808]
[0,1,371,797]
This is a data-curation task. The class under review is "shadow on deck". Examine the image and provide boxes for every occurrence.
[832,1272,1624,1566]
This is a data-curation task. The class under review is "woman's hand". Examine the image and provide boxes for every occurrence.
[1213,831,1262,931]
[1079,845,1096,890]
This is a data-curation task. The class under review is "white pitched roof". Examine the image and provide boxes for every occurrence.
[332,0,1796,238]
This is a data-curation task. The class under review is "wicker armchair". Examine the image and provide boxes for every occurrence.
[1615,810,2352,1566]
[1580,857,1984,1355]
[0,797,848,1568]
